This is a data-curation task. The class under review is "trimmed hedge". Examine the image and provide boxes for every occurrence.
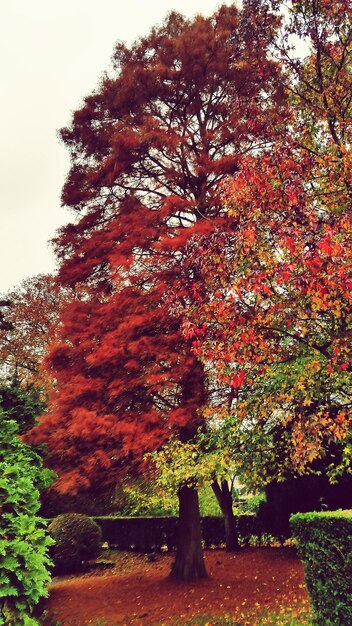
[290,510,352,626]
[93,514,261,551]
[94,516,177,552]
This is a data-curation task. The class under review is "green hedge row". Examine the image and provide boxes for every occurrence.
[290,510,352,626]
[93,514,262,551]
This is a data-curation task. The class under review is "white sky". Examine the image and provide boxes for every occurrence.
[0,0,233,295]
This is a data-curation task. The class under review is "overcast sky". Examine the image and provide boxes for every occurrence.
[0,0,234,295]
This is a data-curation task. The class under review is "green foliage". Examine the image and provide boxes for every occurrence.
[257,472,352,542]
[235,493,266,515]
[290,510,352,626]
[0,379,46,434]
[0,412,55,626]
[48,513,102,574]
[118,479,178,517]
[199,485,222,517]
[147,435,232,512]
[117,480,220,518]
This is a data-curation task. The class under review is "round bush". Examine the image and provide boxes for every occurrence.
[48,513,102,574]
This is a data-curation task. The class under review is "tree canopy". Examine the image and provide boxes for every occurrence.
[179,0,352,480]
[30,1,283,491]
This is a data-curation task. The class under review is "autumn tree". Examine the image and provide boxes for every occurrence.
[0,276,67,434]
[0,300,12,332]
[0,274,70,391]
[179,0,352,481]
[28,2,284,579]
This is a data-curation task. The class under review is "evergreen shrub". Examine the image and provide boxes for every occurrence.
[290,510,352,626]
[48,513,102,574]
[0,415,54,626]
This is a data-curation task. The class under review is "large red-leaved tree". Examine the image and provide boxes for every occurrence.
[29,2,285,579]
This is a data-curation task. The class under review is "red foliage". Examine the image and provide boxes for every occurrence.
[0,274,70,391]
[179,0,352,472]
[28,2,285,493]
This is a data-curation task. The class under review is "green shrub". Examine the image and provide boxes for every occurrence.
[0,380,46,435]
[236,492,266,514]
[0,414,55,626]
[48,513,102,574]
[290,510,352,626]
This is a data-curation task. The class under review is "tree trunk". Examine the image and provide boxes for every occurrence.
[212,480,240,552]
[169,359,207,580]
[169,485,207,580]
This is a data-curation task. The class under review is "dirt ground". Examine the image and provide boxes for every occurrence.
[43,547,309,626]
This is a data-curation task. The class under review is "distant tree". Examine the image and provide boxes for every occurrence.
[29,2,284,579]
[0,300,12,332]
[0,274,71,391]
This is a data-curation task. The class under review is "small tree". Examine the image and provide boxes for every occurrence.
[148,432,240,554]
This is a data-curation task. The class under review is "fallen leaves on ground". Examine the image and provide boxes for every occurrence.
[43,547,310,626]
